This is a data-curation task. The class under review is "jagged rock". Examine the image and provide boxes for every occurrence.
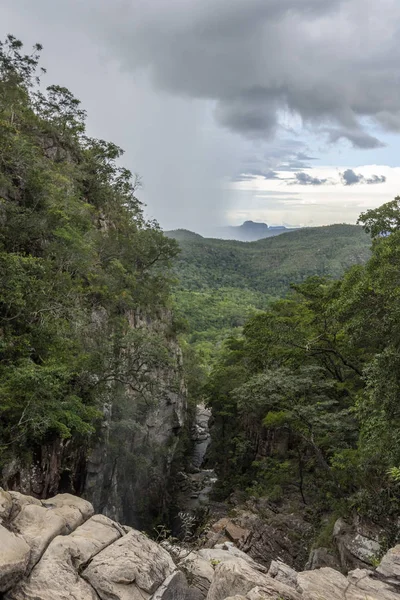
[211,518,231,533]
[206,557,302,600]
[333,517,382,570]
[305,547,341,571]
[225,522,250,545]
[377,544,400,578]
[82,528,176,599]
[267,560,299,589]
[151,570,188,600]
[0,488,12,523]
[178,552,215,598]
[6,514,124,600]
[0,524,30,592]
[235,508,312,570]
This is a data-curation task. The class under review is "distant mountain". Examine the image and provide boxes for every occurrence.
[166,221,295,243]
[213,220,295,241]
[167,223,371,295]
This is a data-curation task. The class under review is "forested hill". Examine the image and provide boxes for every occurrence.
[166,224,371,367]
[166,224,371,295]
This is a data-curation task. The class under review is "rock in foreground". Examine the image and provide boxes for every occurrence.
[0,490,399,600]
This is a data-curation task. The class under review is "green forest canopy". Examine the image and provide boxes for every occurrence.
[203,198,400,542]
[0,35,179,461]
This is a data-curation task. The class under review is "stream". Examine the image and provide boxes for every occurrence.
[178,404,217,514]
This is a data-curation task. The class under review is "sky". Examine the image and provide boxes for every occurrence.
[2,0,400,233]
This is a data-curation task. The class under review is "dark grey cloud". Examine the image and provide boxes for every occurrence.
[341,169,387,186]
[327,129,385,150]
[68,0,400,149]
[1,0,396,231]
[293,172,328,186]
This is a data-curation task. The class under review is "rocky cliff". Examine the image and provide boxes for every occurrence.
[1,489,400,600]
[1,309,186,531]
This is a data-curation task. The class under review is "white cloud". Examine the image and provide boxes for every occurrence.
[229,165,400,226]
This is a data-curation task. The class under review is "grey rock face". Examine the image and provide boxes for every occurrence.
[1,311,186,532]
[305,547,341,571]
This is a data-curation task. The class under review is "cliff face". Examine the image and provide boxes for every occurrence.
[84,309,187,528]
[1,309,186,530]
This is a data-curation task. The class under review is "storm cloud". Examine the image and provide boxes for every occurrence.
[341,169,387,186]
[68,0,400,149]
[1,0,398,230]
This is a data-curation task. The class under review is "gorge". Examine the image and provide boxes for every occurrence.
[2,34,400,600]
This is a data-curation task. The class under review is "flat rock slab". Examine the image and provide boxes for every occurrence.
[0,524,30,592]
[82,529,176,600]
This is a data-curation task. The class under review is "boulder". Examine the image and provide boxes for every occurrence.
[0,524,30,592]
[206,556,302,600]
[347,568,400,600]
[41,493,94,530]
[298,566,400,600]
[151,570,188,600]
[267,560,299,589]
[298,567,351,600]
[6,514,125,600]
[225,522,249,545]
[305,547,341,571]
[237,509,312,569]
[333,517,382,570]
[178,552,215,598]
[82,528,176,600]
[8,491,42,521]
[377,544,400,578]
[0,488,13,523]
[199,546,267,573]
[11,504,68,571]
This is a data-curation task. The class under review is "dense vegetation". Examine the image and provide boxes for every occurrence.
[167,225,371,366]
[204,198,400,543]
[0,36,179,470]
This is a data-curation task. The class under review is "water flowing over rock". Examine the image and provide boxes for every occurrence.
[178,405,218,516]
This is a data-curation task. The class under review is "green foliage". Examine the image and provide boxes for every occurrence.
[201,212,400,533]
[0,36,179,465]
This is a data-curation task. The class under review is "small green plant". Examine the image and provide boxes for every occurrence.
[210,559,221,568]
